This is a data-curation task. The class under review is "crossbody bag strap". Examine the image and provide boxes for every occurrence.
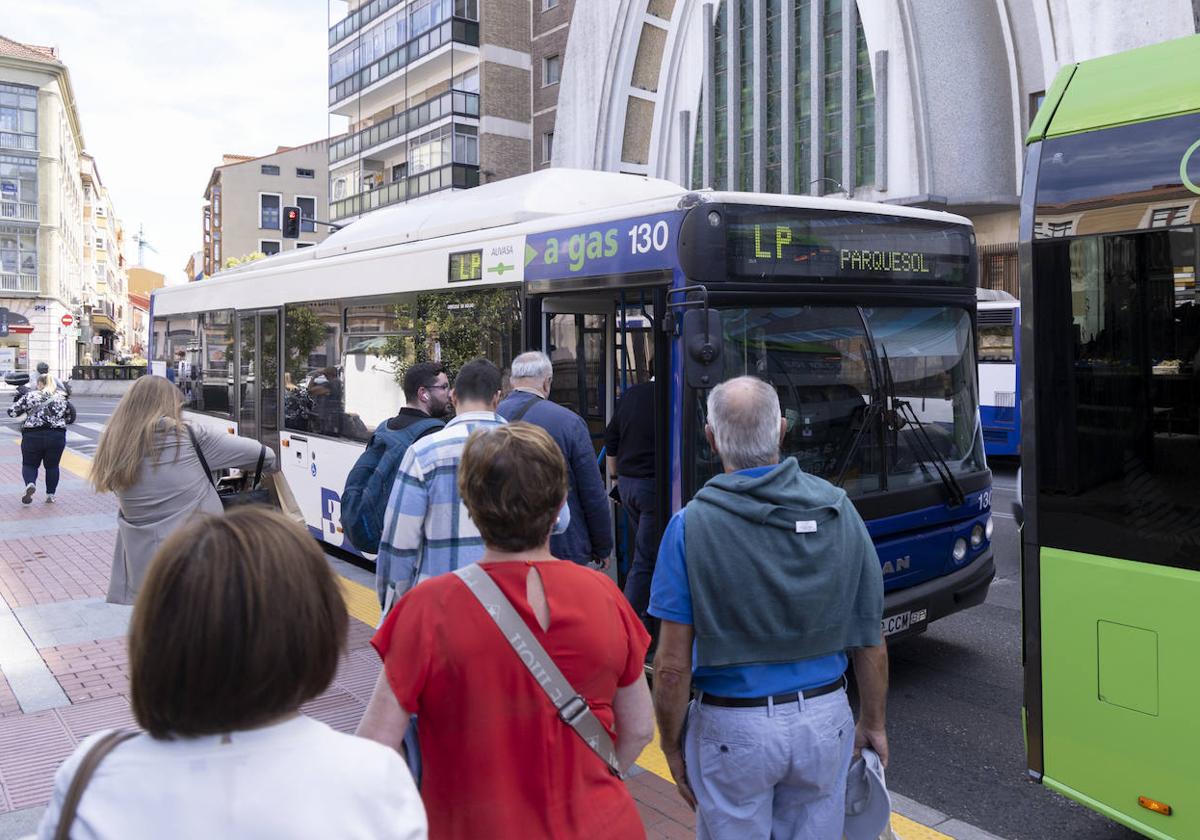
[452,564,622,777]
[185,425,216,488]
[252,446,266,487]
[507,393,542,424]
[54,729,137,840]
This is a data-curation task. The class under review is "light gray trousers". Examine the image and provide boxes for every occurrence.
[684,688,855,840]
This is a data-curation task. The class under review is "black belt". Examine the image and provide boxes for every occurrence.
[700,676,846,708]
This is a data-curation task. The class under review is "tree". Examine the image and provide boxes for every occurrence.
[222,251,267,270]
[284,304,326,383]
[382,289,520,383]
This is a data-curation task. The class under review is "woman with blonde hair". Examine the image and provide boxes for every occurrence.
[90,375,275,604]
[7,373,69,504]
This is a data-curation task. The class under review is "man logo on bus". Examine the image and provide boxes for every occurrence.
[1180,138,1200,195]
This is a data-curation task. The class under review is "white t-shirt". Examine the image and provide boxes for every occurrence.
[36,715,426,840]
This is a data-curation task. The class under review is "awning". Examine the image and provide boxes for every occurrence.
[91,312,117,333]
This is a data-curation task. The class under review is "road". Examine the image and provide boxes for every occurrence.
[4,393,1144,839]
[884,461,1140,840]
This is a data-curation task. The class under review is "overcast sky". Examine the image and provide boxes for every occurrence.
[5,0,334,282]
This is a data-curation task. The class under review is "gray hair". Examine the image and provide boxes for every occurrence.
[706,376,782,471]
[510,351,553,381]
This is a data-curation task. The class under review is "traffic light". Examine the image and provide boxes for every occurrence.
[282,206,301,239]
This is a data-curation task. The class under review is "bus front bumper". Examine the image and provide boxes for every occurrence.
[881,550,995,641]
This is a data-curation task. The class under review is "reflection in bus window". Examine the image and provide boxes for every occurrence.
[1034,227,1200,567]
[284,302,348,438]
[344,303,410,434]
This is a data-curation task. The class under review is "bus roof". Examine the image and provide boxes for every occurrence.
[1027,34,1200,143]
[155,169,971,312]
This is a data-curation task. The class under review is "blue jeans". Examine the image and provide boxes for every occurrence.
[21,428,66,494]
[619,476,659,616]
[684,688,855,840]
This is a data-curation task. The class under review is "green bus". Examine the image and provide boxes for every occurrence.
[1020,35,1200,840]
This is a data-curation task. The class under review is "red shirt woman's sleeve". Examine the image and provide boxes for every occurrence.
[370,587,434,715]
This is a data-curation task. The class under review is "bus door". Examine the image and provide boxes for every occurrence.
[237,308,282,458]
[534,291,665,588]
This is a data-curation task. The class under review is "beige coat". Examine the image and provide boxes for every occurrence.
[106,420,276,604]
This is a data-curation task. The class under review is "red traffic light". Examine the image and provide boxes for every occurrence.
[287,209,298,220]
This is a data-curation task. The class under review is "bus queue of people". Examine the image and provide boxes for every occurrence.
[28,359,888,840]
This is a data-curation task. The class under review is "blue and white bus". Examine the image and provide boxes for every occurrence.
[150,169,994,637]
[977,290,1020,457]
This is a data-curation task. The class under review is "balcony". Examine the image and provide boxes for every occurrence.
[0,132,36,153]
[330,90,479,165]
[0,272,37,292]
[0,201,37,222]
[329,17,480,109]
[328,0,404,47]
[330,162,479,221]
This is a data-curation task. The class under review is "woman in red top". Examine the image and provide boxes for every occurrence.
[358,422,654,839]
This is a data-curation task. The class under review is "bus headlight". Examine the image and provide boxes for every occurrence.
[952,537,968,562]
[985,516,994,541]
[970,524,985,548]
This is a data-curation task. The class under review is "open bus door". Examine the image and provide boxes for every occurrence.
[526,288,669,595]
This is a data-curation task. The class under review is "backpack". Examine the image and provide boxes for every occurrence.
[341,416,443,554]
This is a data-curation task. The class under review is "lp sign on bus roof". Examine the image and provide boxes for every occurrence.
[61,313,74,327]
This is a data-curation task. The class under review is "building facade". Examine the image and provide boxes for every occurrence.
[126,266,164,356]
[80,153,130,361]
[201,141,330,276]
[327,0,571,222]
[0,36,86,379]
[553,0,1197,294]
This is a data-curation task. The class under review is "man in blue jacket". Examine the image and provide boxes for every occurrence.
[497,351,613,567]
[650,376,888,840]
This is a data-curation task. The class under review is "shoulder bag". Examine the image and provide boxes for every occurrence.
[187,426,271,509]
[452,563,623,777]
[53,729,137,840]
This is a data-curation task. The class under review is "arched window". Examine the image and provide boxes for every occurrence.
[694,0,874,194]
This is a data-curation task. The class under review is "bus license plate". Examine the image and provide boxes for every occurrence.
[882,609,927,637]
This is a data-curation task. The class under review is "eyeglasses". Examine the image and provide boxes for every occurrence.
[424,383,450,391]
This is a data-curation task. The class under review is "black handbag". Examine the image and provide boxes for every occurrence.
[187,426,271,509]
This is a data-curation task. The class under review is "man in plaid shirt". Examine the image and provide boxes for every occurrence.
[375,358,571,611]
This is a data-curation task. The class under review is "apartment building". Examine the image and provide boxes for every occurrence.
[201,141,331,276]
[127,266,164,357]
[531,0,574,171]
[0,36,86,379]
[326,0,545,222]
[80,153,131,361]
[201,141,330,276]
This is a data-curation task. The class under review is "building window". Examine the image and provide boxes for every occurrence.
[0,226,37,276]
[0,83,38,153]
[712,1,728,190]
[95,206,106,217]
[543,0,559,8]
[260,240,281,256]
[737,0,753,191]
[296,196,316,232]
[261,164,280,176]
[95,237,104,250]
[543,54,561,86]
[793,0,812,193]
[454,124,479,165]
[822,0,843,191]
[1150,206,1191,228]
[295,242,315,249]
[392,162,409,182]
[542,131,554,164]
[296,167,315,179]
[260,194,281,229]
[854,20,874,187]
[765,0,783,193]
[0,154,37,207]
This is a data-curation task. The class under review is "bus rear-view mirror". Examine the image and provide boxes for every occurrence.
[682,308,724,390]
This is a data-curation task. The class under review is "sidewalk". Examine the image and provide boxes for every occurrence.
[0,438,1003,840]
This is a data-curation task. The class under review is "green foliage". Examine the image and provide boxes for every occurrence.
[381,289,520,383]
[284,305,327,382]
[222,251,267,270]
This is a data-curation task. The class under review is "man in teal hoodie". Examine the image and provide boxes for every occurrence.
[649,376,888,840]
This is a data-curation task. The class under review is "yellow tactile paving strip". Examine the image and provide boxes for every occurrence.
[339,575,382,627]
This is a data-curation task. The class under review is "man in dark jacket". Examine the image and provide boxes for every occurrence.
[649,376,888,839]
[605,377,658,616]
[498,351,613,566]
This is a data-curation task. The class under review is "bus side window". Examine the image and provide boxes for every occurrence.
[284,302,348,438]
[344,303,411,438]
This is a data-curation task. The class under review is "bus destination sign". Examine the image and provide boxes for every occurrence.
[448,249,483,283]
[722,206,972,286]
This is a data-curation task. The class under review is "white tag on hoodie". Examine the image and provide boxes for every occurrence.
[795,520,817,533]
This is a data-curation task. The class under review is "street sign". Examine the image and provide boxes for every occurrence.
[91,335,103,344]
[61,313,74,327]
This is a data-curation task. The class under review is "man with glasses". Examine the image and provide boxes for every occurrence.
[340,362,449,558]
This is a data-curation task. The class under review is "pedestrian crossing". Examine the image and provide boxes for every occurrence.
[66,421,108,457]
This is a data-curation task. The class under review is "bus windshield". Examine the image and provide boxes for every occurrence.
[695,305,986,496]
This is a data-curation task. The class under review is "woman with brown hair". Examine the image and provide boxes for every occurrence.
[36,508,426,839]
[357,423,655,839]
[90,375,275,604]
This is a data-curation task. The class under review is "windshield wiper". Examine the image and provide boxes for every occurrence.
[879,344,967,508]
[833,307,887,488]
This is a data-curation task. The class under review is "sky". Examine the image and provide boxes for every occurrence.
[4,0,335,282]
